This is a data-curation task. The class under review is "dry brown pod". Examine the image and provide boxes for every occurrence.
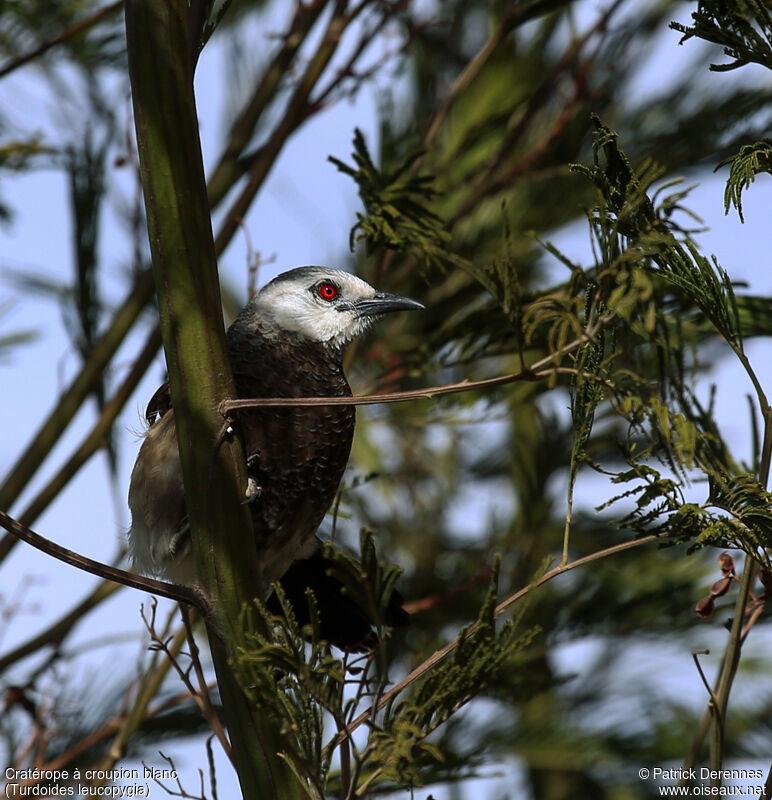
[709,576,732,598]
[718,552,735,576]
[695,596,715,618]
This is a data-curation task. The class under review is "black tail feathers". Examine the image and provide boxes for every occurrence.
[267,548,409,651]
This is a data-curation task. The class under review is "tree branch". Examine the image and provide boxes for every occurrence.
[221,317,617,413]
[0,269,155,534]
[139,601,233,764]
[0,324,162,563]
[327,531,661,753]
[0,0,124,80]
[125,0,297,793]
[0,509,200,605]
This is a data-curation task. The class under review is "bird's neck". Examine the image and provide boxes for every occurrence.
[226,317,351,399]
[229,316,345,360]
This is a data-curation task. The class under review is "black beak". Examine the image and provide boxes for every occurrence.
[353,291,425,318]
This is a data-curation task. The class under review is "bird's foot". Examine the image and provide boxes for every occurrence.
[168,518,191,558]
[243,477,262,504]
[243,452,262,504]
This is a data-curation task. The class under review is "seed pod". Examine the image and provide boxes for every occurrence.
[695,596,715,618]
[709,576,732,598]
[718,552,734,576]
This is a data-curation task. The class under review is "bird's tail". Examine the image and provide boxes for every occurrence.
[267,547,409,651]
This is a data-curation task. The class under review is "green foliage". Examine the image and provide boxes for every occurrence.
[704,473,772,559]
[570,118,657,233]
[554,118,772,577]
[717,139,772,222]
[236,587,342,798]
[670,0,772,71]
[602,471,772,570]
[568,290,612,471]
[233,537,532,796]
[370,560,534,788]
[321,529,406,637]
[572,118,746,356]
[329,128,458,271]
[234,528,414,796]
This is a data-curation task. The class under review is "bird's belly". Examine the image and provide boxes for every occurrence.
[245,406,354,584]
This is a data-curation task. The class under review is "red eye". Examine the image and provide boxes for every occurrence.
[318,283,338,301]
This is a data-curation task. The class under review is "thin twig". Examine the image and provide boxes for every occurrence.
[179,605,235,764]
[740,597,766,643]
[141,601,234,765]
[150,752,207,799]
[222,369,543,411]
[0,0,124,80]
[206,735,219,800]
[221,316,617,415]
[692,649,724,747]
[326,531,660,753]
[0,509,202,607]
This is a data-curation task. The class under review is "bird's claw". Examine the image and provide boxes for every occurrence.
[243,477,262,504]
[244,452,262,503]
[169,519,191,557]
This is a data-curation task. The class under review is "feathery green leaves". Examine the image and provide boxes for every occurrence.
[670,0,772,71]
[329,128,457,270]
[368,559,533,788]
[717,139,772,222]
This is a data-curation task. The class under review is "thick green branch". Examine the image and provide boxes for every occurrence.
[125,1,296,796]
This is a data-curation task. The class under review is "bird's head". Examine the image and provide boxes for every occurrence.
[247,266,424,347]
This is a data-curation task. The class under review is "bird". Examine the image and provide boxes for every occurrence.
[128,266,423,648]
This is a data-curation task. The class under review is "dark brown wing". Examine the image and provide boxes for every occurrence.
[145,381,171,425]
[226,330,356,581]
